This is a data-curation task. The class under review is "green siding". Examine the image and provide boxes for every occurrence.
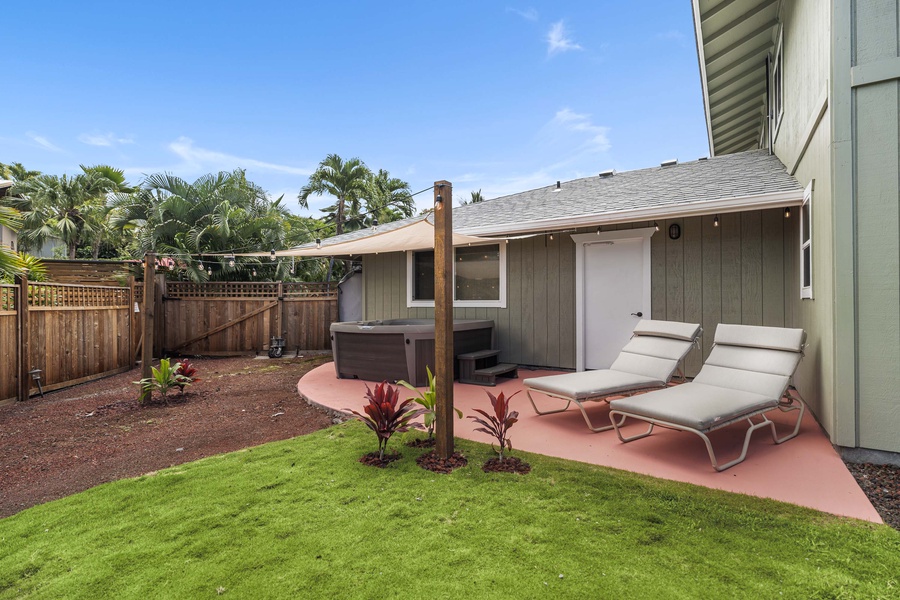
[850,0,900,453]
[362,209,794,374]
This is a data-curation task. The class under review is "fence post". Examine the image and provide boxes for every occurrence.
[433,180,454,459]
[276,281,284,340]
[154,273,166,356]
[15,274,30,401]
[140,254,156,401]
[127,276,135,366]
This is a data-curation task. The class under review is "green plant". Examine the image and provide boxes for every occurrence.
[135,358,192,404]
[346,381,424,460]
[468,390,520,461]
[174,359,200,391]
[397,366,462,440]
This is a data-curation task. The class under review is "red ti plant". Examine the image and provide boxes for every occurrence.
[347,381,424,460]
[174,359,200,393]
[468,390,521,461]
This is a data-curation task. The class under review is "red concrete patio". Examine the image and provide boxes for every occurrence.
[298,362,881,523]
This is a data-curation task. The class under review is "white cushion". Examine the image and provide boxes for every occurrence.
[523,370,663,401]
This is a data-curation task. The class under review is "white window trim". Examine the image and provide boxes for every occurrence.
[406,242,508,308]
[800,181,813,300]
[772,27,785,143]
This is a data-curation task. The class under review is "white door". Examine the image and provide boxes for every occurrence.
[573,229,654,371]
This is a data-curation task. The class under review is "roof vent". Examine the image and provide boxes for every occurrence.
[553,180,561,191]
[660,159,678,167]
[598,169,616,178]
[698,157,709,161]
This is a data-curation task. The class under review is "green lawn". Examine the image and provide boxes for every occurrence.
[1,422,898,599]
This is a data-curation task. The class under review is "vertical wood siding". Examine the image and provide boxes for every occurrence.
[852,0,900,453]
[363,208,795,374]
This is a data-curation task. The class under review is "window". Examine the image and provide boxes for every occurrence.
[800,182,813,299]
[771,29,784,140]
[407,243,506,308]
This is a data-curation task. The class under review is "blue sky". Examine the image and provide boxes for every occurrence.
[3,2,709,215]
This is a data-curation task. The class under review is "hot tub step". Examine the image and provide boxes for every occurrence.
[462,363,518,386]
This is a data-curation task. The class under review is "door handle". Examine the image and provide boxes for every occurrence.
[631,312,643,317]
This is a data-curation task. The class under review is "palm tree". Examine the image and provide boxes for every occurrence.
[109,169,298,282]
[0,162,41,184]
[458,189,485,206]
[299,154,371,236]
[9,165,127,259]
[363,169,414,226]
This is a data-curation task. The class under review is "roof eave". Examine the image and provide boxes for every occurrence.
[692,0,716,157]
[458,189,805,237]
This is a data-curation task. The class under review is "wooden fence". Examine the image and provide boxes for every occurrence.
[1,278,339,403]
[158,281,337,355]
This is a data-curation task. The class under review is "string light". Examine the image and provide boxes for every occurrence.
[252,268,257,277]
[228,254,235,268]
[713,215,720,227]
[596,226,602,235]
[654,221,659,231]
[784,207,791,218]
[315,238,321,249]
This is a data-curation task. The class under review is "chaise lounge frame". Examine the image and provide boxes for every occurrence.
[608,324,807,471]
[524,320,702,432]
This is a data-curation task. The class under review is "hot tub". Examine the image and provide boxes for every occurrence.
[330,319,495,386]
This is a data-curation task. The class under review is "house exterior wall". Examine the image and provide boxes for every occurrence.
[831,0,900,455]
[0,225,16,251]
[771,0,837,439]
[361,208,795,376]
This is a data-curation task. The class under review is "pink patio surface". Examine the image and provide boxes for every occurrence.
[298,362,881,523]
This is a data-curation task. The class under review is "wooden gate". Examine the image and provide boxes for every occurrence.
[160,281,338,355]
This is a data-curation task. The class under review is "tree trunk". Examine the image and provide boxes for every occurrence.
[68,243,77,260]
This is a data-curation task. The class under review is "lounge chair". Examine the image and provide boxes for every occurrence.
[523,320,702,432]
[608,323,806,471]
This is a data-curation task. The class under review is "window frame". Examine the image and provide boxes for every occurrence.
[406,242,507,308]
[800,181,813,300]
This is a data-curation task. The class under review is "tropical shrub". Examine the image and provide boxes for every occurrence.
[468,390,520,461]
[397,366,462,440]
[174,359,200,391]
[347,381,424,460]
[135,358,192,404]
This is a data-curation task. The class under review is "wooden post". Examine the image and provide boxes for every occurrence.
[127,276,135,366]
[140,254,156,401]
[154,273,166,356]
[433,180,454,459]
[15,274,30,401]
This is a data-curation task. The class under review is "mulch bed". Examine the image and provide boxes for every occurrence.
[406,437,436,449]
[0,355,334,519]
[358,451,402,468]
[416,450,468,474]
[482,456,531,475]
[845,462,900,530]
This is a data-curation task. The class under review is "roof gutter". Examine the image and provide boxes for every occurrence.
[692,0,716,157]
[458,189,805,237]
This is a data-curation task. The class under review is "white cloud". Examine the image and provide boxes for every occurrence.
[507,7,538,21]
[548,108,611,152]
[26,132,63,152]
[546,21,582,56]
[78,132,134,147]
[168,137,312,176]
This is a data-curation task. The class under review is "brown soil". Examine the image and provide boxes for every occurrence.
[482,456,531,475]
[358,451,403,468]
[0,355,335,519]
[416,450,468,473]
[406,437,436,449]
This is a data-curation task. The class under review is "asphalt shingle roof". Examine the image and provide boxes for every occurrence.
[313,149,801,247]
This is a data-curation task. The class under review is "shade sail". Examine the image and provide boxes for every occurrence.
[239,217,510,258]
